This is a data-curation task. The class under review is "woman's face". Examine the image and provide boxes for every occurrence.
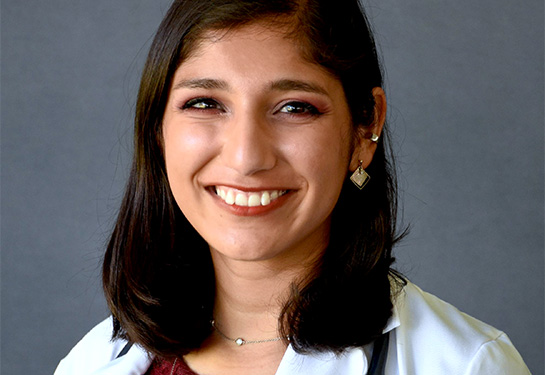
[163,23,369,265]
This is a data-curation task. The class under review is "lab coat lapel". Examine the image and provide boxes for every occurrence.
[89,344,152,375]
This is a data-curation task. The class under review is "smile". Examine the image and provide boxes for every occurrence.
[215,186,288,207]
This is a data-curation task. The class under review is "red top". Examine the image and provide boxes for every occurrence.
[145,358,199,375]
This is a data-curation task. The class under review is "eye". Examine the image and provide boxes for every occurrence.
[181,97,222,111]
[278,101,321,116]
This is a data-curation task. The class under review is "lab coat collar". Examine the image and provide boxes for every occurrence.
[383,302,401,334]
[276,305,400,375]
[91,303,401,375]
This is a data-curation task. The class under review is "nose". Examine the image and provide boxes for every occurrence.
[220,113,276,176]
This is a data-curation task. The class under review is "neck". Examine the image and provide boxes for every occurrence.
[182,245,324,374]
[209,248,320,342]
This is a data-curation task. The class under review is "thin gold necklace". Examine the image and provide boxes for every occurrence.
[211,319,284,346]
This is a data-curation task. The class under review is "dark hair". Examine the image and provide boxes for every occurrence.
[103,0,405,358]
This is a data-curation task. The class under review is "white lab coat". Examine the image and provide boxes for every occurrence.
[54,282,530,374]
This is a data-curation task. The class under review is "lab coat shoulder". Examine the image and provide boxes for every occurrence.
[54,317,152,375]
[394,282,530,374]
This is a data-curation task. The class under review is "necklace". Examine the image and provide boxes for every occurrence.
[168,323,284,374]
[170,358,177,375]
[211,319,283,346]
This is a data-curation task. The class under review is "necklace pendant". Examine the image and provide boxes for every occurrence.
[235,338,245,346]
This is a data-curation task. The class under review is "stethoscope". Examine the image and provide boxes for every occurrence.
[366,333,389,375]
[116,333,389,374]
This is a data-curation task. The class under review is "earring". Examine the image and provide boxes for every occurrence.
[370,133,379,142]
[350,160,370,190]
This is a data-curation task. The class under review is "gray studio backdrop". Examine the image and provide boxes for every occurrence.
[2,0,543,373]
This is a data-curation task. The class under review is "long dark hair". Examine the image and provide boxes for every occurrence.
[103,0,405,358]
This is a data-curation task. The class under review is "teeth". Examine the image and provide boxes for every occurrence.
[235,193,248,206]
[260,192,270,206]
[248,194,261,207]
[225,190,235,205]
[215,187,286,207]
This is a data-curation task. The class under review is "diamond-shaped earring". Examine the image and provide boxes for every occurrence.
[350,160,370,190]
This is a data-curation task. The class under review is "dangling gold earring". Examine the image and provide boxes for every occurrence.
[350,160,370,190]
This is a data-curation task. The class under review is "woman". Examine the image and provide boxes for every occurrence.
[55,0,530,374]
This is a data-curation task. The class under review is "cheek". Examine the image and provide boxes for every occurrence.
[163,125,215,192]
[315,126,351,169]
[285,125,351,189]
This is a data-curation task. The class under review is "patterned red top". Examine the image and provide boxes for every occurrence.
[145,358,199,375]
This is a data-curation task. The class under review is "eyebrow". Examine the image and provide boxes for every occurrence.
[172,78,229,91]
[171,78,328,96]
[270,79,328,96]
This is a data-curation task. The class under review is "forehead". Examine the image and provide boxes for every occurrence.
[172,23,337,90]
[186,19,303,60]
[187,23,300,64]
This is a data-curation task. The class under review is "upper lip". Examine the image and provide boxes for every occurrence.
[208,184,293,193]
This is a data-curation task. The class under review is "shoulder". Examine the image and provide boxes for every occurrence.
[397,282,502,343]
[54,317,151,375]
[391,282,530,374]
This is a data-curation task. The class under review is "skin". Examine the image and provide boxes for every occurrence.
[162,22,385,375]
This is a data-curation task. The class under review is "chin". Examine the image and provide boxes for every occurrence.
[210,245,283,262]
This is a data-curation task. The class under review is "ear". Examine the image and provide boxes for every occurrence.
[349,87,387,171]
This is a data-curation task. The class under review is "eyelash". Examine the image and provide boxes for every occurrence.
[181,97,222,111]
[277,101,322,117]
[180,98,322,118]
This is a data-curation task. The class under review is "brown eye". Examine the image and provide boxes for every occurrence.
[182,98,221,110]
[279,101,320,116]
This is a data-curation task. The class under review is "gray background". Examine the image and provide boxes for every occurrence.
[2,0,543,373]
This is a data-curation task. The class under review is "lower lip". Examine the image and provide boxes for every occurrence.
[210,190,291,216]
